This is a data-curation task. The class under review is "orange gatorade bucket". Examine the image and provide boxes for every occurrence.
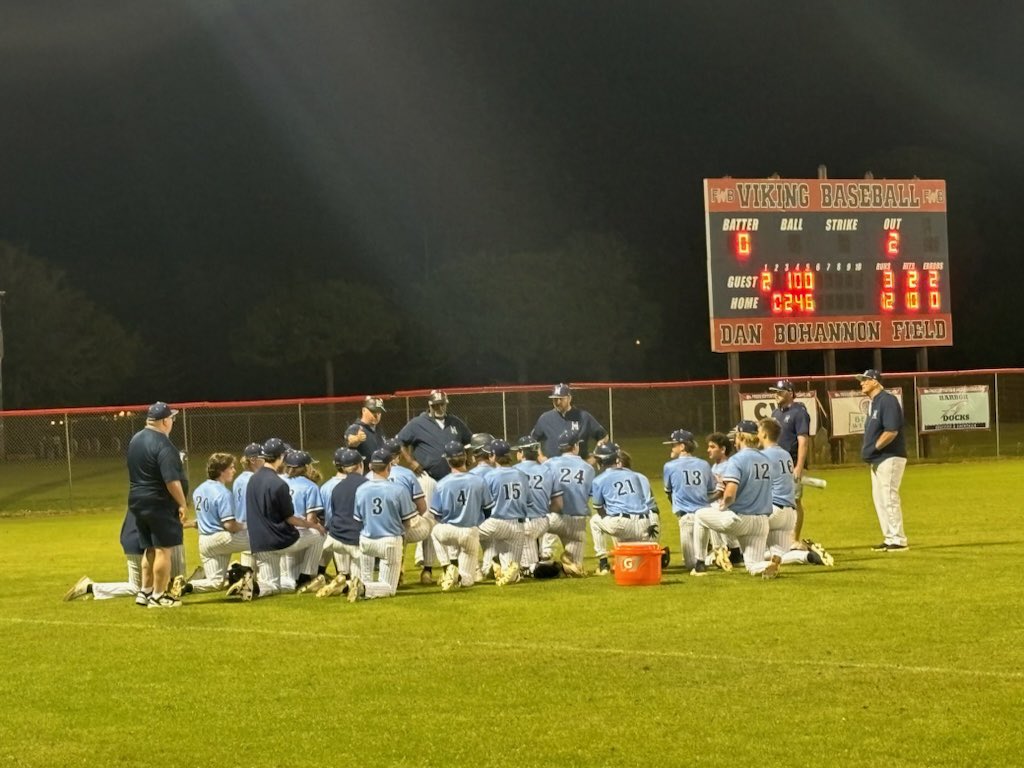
[612,542,663,586]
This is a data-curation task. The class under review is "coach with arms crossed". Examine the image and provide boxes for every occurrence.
[532,383,607,461]
[126,402,190,608]
[857,369,909,552]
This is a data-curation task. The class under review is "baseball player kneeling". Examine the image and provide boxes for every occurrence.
[512,436,562,576]
[347,449,419,601]
[479,440,528,586]
[429,441,494,591]
[542,429,595,577]
[589,443,657,575]
[187,452,252,593]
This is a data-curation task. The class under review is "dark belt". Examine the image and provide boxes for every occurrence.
[618,513,646,518]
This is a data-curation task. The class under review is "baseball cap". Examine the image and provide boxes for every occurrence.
[730,420,759,436]
[383,438,403,456]
[490,439,512,458]
[548,383,572,398]
[369,448,391,464]
[333,447,363,467]
[242,442,263,459]
[662,429,695,445]
[768,380,794,392]
[512,435,540,451]
[284,449,317,468]
[362,396,386,413]
[443,440,466,459]
[147,401,178,420]
[557,429,580,450]
[260,437,288,460]
[428,390,448,406]
[855,369,882,382]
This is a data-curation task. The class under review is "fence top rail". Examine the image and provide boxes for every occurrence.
[3,368,1022,417]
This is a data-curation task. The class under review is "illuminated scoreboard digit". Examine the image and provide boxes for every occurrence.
[703,178,952,352]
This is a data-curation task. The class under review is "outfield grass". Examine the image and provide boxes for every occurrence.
[2,460,1023,767]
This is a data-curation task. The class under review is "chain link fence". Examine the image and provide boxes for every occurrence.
[2,371,1021,514]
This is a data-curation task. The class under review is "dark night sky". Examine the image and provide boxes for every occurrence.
[2,1,1024,404]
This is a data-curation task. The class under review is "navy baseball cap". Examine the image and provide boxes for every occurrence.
[284,449,317,468]
[147,401,178,420]
[557,429,580,450]
[369,448,391,464]
[443,440,466,459]
[768,380,794,392]
[662,429,695,445]
[512,435,540,451]
[383,438,403,456]
[261,438,288,460]
[363,396,386,413]
[491,439,512,458]
[855,369,882,382]
[548,383,572,398]
[242,442,263,459]
[333,447,362,467]
[730,420,759,436]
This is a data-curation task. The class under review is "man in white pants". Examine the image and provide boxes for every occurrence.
[179,452,252,595]
[856,369,909,551]
[693,421,773,577]
[590,443,658,575]
[512,436,562,576]
[229,438,326,600]
[348,449,420,601]
[479,440,529,585]
[430,441,494,591]
[661,429,716,572]
[542,429,595,577]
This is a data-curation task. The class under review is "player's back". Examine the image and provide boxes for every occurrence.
[515,459,559,518]
[485,466,532,520]
[546,454,595,516]
[286,475,323,517]
[431,472,492,527]
[355,478,414,538]
[722,449,772,516]
[762,444,796,508]
[233,470,253,524]
[663,455,715,514]
[591,467,649,516]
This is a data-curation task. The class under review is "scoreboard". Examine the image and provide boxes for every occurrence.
[704,178,952,352]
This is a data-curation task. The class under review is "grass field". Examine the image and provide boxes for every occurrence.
[2,459,1023,767]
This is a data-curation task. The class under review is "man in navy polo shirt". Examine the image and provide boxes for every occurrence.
[856,369,909,552]
[345,396,388,471]
[231,438,327,600]
[531,383,608,461]
[396,390,473,481]
[126,401,190,608]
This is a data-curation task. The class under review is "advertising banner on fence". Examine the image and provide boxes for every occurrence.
[740,393,819,435]
[828,388,903,437]
[918,385,990,432]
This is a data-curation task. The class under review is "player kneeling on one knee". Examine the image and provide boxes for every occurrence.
[590,443,659,575]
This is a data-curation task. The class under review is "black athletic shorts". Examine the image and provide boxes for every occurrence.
[132,507,184,549]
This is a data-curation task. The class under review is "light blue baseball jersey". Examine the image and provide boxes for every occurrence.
[469,463,493,478]
[545,454,595,516]
[485,466,533,521]
[634,470,656,512]
[663,455,716,515]
[388,464,425,502]
[320,474,344,525]
[286,475,325,519]
[354,478,417,538]
[232,470,253,524]
[430,471,494,527]
[721,448,773,516]
[591,467,650,516]
[515,459,562,519]
[762,444,797,508]
[193,479,237,535]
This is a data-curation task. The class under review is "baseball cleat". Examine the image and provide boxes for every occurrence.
[660,546,671,568]
[713,547,733,572]
[419,568,434,585]
[806,541,835,566]
[64,576,93,602]
[168,575,187,600]
[492,560,504,583]
[560,551,585,577]
[761,555,783,580]
[147,594,182,608]
[870,542,889,551]
[347,577,364,603]
[496,562,521,586]
[440,564,459,591]
[690,561,708,577]
[135,591,151,607]
[595,557,611,576]
[316,574,347,597]
[884,543,909,552]
[297,574,327,594]
[236,572,255,601]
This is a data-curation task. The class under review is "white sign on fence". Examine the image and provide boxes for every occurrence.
[918,385,990,432]
[740,393,819,436]
[828,388,904,437]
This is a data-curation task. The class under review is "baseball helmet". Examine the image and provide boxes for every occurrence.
[443,440,466,459]
[466,432,496,455]
[427,390,449,406]
[593,442,620,466]
[556,429,580,451]
[333,447,362,468]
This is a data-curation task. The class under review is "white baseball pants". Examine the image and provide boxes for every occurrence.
[693,507,769,575]
[254,533,323,597]
[359,535,404,599]
[431,523,480,587]
[520,516,550,571]
[281,528,325,589]
[91,555,143,600]
[321,535,362,580]
[545,514,588,568]
[871,456,908,546]
[766,505,797,559]
[590,515,655,559]
[192,530,252,592]
[479,518,525,574]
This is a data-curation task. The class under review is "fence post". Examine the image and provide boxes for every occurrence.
[298,403,305,448]
[180,408,192,492]
[711,383,717,432]
[608,387,614,442]
[994,372,1001,458]
[64,413,74,510]
[912,374,920,461]
[501,391,508,440]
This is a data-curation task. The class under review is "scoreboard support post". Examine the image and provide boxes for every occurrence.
[727,352,741,424]
[774,351,788,378]
[916,346,930,459]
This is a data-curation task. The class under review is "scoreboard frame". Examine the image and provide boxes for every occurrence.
[704,178,952,353]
